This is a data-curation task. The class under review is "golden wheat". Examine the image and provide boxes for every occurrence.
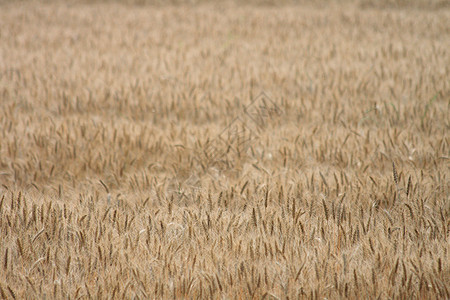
[0,0,449,298]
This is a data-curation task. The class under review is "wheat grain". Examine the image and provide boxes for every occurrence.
[0,1,448,298]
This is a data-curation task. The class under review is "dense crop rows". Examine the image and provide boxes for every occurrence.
[0,1,448,298]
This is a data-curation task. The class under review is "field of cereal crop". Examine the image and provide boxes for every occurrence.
[0,0,449,298]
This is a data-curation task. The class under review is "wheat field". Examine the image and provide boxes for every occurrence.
[0,0,449,299]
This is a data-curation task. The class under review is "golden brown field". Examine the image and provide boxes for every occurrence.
[0,0,449,298]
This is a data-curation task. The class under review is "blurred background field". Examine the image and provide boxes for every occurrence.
[1,0,449,8]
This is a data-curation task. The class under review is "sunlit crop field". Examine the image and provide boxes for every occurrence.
[0,1,449,298]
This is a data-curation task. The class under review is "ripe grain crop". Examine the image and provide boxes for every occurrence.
[0,0,449,298]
